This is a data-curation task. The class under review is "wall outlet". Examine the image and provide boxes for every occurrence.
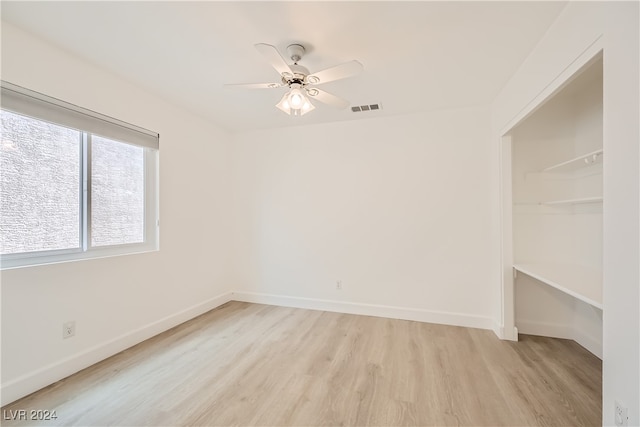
[615,401,628,426]
[336,280,343,290]
[63,321,76,339]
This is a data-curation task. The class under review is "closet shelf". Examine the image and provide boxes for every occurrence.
[542,149,603,173]
[513,263,602,309]
[541,196,603,206]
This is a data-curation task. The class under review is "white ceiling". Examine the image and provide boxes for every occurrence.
[1,1,567,133]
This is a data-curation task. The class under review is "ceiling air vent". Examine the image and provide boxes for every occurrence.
[351,103,382,113]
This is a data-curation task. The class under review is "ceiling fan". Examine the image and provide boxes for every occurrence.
[226,43,363,116]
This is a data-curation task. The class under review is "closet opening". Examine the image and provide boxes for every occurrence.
[500,52,603,358]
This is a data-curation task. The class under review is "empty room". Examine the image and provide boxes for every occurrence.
[1,2,638,426]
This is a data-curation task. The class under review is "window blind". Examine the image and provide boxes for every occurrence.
[1,81,159,150]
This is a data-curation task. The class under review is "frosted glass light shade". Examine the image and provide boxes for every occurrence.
[276,88,315,116]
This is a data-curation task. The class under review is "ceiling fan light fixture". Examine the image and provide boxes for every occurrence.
[289,88,305,108]
[276,88,315,116]
[228,43,363,116]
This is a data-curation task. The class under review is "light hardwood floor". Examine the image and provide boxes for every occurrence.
[2,302,601,426]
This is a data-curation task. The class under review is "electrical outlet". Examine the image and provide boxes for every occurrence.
[336,280,343,290]
[63,321,75,339]
[615,401,628,426]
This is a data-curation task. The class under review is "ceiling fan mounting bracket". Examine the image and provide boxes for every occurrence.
[287,44,306,63]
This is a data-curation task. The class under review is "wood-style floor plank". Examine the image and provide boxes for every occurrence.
[1,302,602,426]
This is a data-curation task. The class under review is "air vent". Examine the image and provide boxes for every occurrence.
[351,103,382,113]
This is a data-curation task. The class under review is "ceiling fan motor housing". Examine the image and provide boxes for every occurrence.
[282,63,311,85]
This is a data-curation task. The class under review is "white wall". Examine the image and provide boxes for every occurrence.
[230,107,495,329]
[491,2,639,424]
[0,23,234,405]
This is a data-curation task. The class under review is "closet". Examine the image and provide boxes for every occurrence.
[507,55,603,357]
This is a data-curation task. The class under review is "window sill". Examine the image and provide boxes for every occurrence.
[0,243,158,270]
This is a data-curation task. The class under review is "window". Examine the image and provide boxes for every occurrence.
[0,82,158,268]
[91,135,145,247]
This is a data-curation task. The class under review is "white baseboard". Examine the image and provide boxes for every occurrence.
[1,291,233,406]
[492,322,519,341]
[491,322,503,339]
[516,319,602,359]
[232,291,494,330]
[517,319,574,340]
[573,327,603,359]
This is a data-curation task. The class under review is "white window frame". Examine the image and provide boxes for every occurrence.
[0,81,159,269]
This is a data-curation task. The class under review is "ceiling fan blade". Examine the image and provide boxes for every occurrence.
[255,43,293,78]
[308,89,350,109]
[225,82,282,89]
[308,60,363,85]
